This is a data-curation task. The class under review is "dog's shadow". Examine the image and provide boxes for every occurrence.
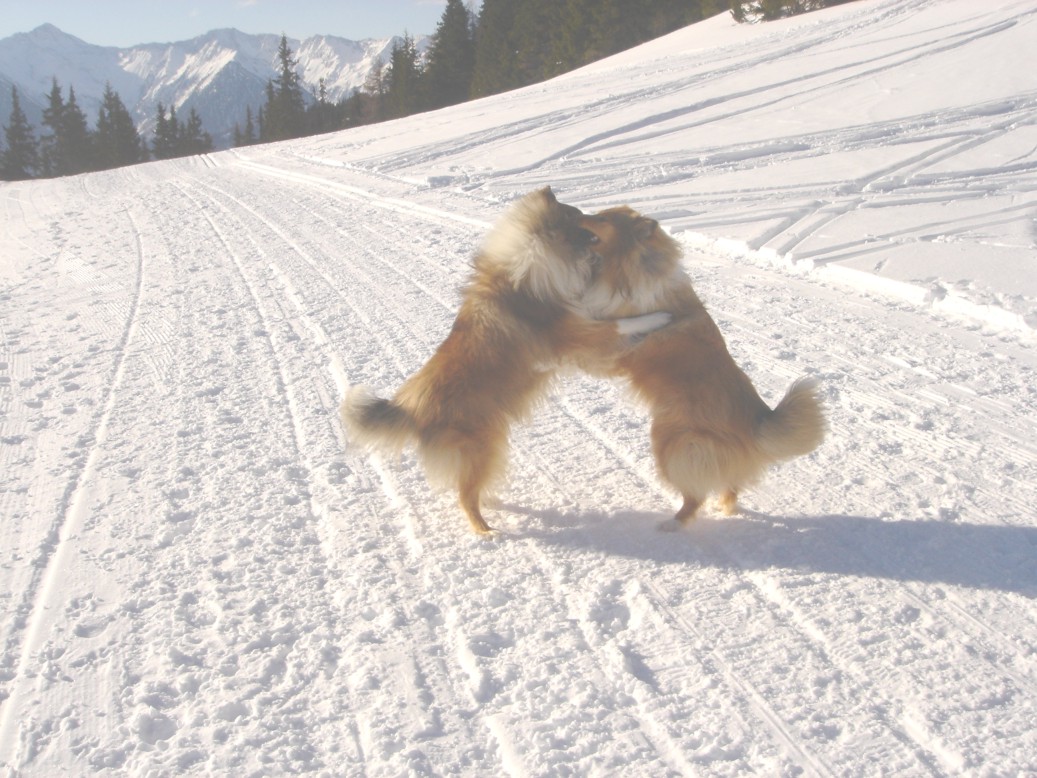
[499,503,1037,597]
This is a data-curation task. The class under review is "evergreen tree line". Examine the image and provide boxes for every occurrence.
[234,34,318,145]
[234,0,730,146]
[232,0,851,148]
[0,78,213,181]
[152,103,214,161]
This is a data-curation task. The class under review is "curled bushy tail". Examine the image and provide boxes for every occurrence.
[340,385,416,453]
[756,377,826,462]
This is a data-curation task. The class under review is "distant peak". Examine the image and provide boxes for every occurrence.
[31,23,70,37]
[199,28,254,43]
[25,23,88,45]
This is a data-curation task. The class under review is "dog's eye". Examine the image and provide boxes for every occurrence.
[576,228,599,244]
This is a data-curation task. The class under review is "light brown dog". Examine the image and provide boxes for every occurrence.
[341,189,669,534]
[577,205,826,523]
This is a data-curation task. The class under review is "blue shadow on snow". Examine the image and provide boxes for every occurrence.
[511,507,1037,597]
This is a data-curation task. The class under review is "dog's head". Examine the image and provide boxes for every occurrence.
[480,187,601,301]
[577,205,682,315]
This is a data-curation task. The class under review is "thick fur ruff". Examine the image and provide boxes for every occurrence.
[578,206,826,523]
[340,188,668,534]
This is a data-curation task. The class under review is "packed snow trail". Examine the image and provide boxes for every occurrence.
[3,0,1037,774]
[2,152,1036,775]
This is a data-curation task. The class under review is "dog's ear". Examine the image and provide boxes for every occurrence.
[541,186,557,204]
[635,217,658,240]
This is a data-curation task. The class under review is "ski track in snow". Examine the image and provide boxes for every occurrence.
[0,201,146,755]
[3,1,1037,774]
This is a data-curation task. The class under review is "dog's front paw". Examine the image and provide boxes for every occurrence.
[616,311,671,337]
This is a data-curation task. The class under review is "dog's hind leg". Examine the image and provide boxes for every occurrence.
[422,430,500,535]
[675,495,701,525]
[456,440,503,535]
[459,480,493,535]
[653,422,705,526]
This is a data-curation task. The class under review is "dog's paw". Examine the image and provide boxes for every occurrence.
[616,311,671,337]
[471,526,508,542]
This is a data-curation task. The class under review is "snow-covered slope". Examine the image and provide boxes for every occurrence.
[0,24,422,147]
[2,0,1036,774]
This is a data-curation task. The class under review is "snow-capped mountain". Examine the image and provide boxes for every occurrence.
[0,24,426,148]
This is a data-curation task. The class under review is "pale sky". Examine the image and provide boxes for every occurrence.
[0,0,459,47]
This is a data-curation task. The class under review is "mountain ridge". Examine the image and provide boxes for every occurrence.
[0,23,428,148]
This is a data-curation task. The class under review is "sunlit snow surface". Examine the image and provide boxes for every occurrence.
[2,1,1036,774]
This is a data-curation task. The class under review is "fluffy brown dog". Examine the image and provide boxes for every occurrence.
[578,205,826,524]
[341,189,669,534]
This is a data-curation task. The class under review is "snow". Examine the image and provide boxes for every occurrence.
[2,0,1036,774]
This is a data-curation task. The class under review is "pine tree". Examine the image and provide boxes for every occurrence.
[244,105,257,144]
[61,86,92,174]
[470,0,529,97]
[307,77,338,135]
[513,0,562,81]
[263,35,306,141]
[38,81,92,177]
[39,78,65,176]
[585,0,641,63]
[179,107,213,155]
[550,0,596,74]
[94,83,145,169]
[234,106,258,147]
[152,103,169,159]
[423,0,475,110]
[259,81,276,141]
[1,86,39,180]
[152,103,180,160]
[359,58,387,124]
[385,34,422,118]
